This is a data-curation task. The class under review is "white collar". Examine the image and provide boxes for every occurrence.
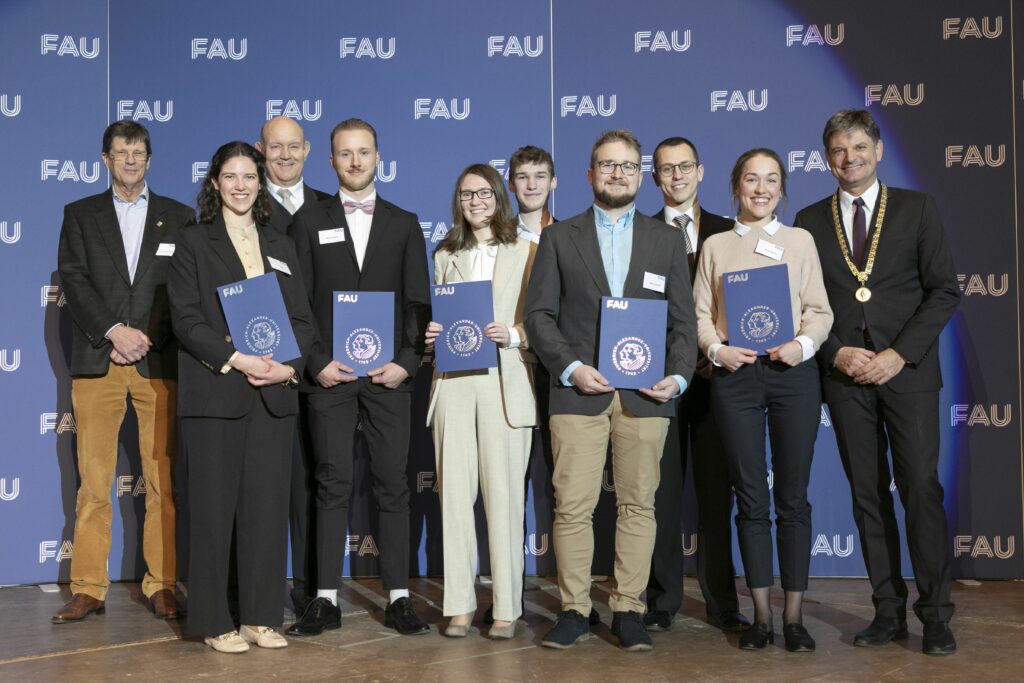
[663,204,695,226]
[339,189,377,204]
[266,177,304,199]
[733,216,780,236]
[839,179,880,215]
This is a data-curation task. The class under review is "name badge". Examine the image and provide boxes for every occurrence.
[643,272,666,293]
[518,229,540,244]
[755,239,784,261]
[267,256,291,275]
[156,243,175,257]
[319,228,346,244]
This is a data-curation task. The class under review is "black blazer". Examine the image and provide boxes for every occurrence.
[57,188,194,378]
[266,183,332,236]
[167,216,316,418]
[651,205,734,285]
[794,187,960,400]
[289,194,431,394]
[524,208,697,418]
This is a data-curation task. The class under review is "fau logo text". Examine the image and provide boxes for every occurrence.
[340,37,396,59]
[634,30,690,52]
[1,94,21,117]
[191,38,247,60]
[41,34,99,58]
[1,220,21,244]
[560,95,617,117]
[42,161,100,183]
[945,144,1005,168]
[943,17,1002,40]
[788,151,830,173]
[116,100,173,122]
[865,84,924,107]
[711,90,767,112]
[414,98,470,120]
[785,24,844,46]
[487,35,543,57]
[266,99,321,121]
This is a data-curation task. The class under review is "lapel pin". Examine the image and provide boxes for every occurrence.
[156,220,163,229]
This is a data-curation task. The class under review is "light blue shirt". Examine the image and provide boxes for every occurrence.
[560,204,686,396]
[112,182,149,283]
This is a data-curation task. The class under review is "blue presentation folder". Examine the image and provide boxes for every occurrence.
[332,291,394,376]
[598,297,667,390]
[431,280,498,372]
[217,272,301,362]
[722,263,795,355]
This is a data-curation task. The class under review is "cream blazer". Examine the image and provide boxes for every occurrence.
[426,237,538,428]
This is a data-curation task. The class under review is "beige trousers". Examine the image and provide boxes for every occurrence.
[69,363,177,600]
[431,369,532,621]
[549,392,668,614]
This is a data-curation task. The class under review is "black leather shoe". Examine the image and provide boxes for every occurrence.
[384,597,429,635]
[286,597,341,636]
[853,615,908,647]
[612,611,653,652]
[922,621,956,656]
[709,610,751,632]
[739,622,775,650]
[541,609,590,649]
[783,623,815,652]
[642,610,673,632]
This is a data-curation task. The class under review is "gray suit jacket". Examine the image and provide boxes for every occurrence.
[524,208,697,417]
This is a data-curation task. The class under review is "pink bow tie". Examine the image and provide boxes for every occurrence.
[343,199,375,215]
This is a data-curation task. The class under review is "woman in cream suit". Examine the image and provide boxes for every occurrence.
[425,163,537,640]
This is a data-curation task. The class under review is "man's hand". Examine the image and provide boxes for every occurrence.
[484,322,511,347]
[315,359,357,388]
[367,362,409,389]
[833,347,876,377]
[639,376,679,403]
[108,326,152,363]
[246,355,296,386]
[716,346,758,373]
[424,321,442,348]
[109,348,132,365]
[852,348,906,386]
[570,364,615,395]
[766,340,803,367]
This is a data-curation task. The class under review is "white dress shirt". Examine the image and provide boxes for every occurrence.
[663,204,697,254]
[266,177,307,214]
[838,180,880,246]
[467,241,520,348]
[340,189,376,270]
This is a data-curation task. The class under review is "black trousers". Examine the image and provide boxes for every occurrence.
[183,403,293,637]
[711,358,820,592]
[647,374,740,617]
[307,381,411,591]
[287,397,317,605]
[828,384,954,624]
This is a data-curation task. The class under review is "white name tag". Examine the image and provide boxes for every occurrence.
[643,272,666,293]
[267,256,291,275]
[518,229,540,244]
[156,243,175,256]
[319,228,346,244]
[755,239,784,261]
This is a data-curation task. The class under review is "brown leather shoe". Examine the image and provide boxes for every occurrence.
[149,589,179,619]
[52,594,105,624]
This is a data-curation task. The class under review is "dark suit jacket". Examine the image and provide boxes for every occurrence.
[651,204,734,285]
[266,183,332,235]
[794,186,960,401]
[524,208,697,418]
[167,216,316,418]
[57,188,194,378]
[289,194,431,394]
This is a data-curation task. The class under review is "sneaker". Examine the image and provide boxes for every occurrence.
[611,611,653,652]
[541,609,590,649]
[204,630,249,654]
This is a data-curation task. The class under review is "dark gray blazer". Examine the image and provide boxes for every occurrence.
[524,208,697,418]
[57,188,194,378]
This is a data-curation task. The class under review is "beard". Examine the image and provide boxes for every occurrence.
[594,186,637,209]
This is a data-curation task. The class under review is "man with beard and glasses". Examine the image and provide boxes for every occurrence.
[525,129,697,652]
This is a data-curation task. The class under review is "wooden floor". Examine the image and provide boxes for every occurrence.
[0,577,1020,681]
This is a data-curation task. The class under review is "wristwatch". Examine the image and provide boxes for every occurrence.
[281,367,300,387]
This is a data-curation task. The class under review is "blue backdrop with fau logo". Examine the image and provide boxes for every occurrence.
[1,0,1021,587]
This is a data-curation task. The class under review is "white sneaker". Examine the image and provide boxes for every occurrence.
[240,624,289,649]
[204,630,249,653]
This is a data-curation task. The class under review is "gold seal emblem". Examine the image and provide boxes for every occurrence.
[854,287,872,303]
[830,185,887,303]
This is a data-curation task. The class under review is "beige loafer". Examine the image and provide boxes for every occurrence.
[488,622,518,639]
[204,630,249,654]
[240,624,289,648]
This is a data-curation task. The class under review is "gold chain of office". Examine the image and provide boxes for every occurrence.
[829,183,887,302]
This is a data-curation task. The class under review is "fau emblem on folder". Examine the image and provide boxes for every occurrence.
[217,272,301,362]
[431,280,497,372]
[598,297,667,390]
[333,291,394,376]
[722,263,794,355]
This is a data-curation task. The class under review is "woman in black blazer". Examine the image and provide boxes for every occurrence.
[168,141,316,653]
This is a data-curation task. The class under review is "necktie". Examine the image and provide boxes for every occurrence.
[343,199,376,215]
[673,214,696,275]
[851,197,867,267]
[277,188,297,215]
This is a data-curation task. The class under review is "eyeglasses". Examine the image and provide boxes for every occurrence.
[596,161,640,176]
[459,188,494,202]
[107,150,149,162]
[657,161,698,177]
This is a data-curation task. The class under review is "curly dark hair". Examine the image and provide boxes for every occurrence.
[196,141,273,224]
[436,163,518,255]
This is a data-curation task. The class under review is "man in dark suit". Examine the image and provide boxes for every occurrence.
[53,121,193,623]
[286,119,431,637]
[255,116,331,614]
[794,109,960,655]
[643,136,749,634]
[525,129,697,652]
